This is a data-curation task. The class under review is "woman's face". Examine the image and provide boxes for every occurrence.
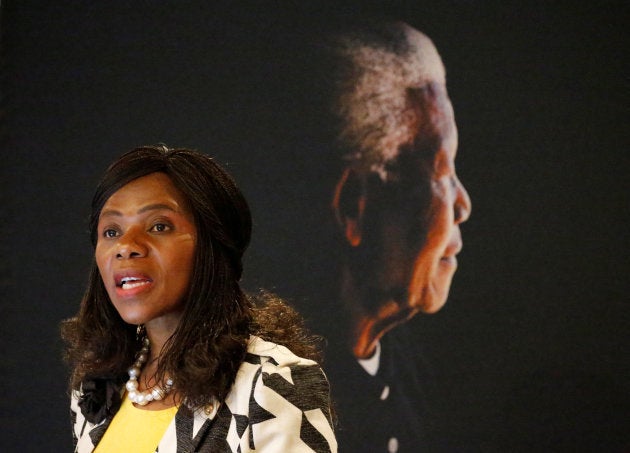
[95,172,196,331]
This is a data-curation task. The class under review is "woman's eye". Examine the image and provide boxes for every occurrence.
[103,229,118,238]
[150,223,171,233]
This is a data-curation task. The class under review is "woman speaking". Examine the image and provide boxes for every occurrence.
[62,145,337,452]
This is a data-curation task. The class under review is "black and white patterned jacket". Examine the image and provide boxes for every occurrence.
[70,336,337,452]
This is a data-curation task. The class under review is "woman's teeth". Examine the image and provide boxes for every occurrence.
[122,280,150,290]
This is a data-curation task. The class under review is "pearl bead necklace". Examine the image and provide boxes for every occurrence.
[125,336,174,406]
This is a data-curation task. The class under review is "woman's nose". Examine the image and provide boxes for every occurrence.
[116,230,147,259]
[454,176,471,224]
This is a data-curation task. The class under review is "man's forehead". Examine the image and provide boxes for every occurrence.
[410,83,456,138]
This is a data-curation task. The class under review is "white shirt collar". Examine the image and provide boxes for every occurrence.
[357,341,381,376]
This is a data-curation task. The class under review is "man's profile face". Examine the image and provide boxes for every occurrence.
[352,84,471,316]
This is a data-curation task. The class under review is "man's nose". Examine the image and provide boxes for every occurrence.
[454,177,471,224]
[116,229,148,259]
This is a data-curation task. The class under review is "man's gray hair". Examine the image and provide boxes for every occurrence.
[334,22,446,178]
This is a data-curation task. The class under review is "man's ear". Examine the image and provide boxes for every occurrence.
[332,167,367,247]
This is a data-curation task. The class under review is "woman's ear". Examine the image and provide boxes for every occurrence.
[331,167,367,247]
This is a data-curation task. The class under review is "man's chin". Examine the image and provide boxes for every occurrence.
[420,300,447,314]
[409,289,450,314]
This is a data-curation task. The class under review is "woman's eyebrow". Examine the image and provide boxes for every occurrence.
[100,203,178,218]
[137,203,178,214]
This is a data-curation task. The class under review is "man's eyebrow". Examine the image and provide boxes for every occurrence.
[100,203,179,218]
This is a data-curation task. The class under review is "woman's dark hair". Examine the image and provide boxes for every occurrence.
[62,145,320,411]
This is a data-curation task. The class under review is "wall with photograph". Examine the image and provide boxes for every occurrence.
[2,2,628,451]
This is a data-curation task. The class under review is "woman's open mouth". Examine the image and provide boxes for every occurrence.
[118,276,152,290]
[114,272,154,296]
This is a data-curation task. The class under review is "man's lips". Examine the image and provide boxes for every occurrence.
[441,238,463,266]
[443,240,462,258]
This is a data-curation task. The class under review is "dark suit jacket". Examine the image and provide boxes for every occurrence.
[326,326,433,452]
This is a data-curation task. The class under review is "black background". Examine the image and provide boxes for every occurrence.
[2,1,628,451]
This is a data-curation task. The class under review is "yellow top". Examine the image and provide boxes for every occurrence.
[94,394,178,453]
